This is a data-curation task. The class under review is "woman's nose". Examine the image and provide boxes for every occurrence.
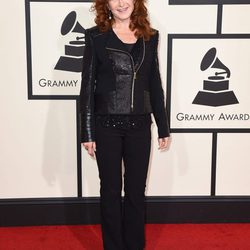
[118,0,124,7]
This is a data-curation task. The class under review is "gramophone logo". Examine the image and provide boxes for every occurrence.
[55,11,86,73]
[192,47,239,107]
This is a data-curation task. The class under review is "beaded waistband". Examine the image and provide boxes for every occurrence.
[95,114,152,130]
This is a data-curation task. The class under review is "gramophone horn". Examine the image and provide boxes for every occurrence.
[200,47,216,71]
[61,11,76,35]
[60,11,85,35]
[200,47,230,78]
[72,21,85,34]
[211,57,231,78]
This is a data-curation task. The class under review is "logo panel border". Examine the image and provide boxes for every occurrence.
[167,33,250,133]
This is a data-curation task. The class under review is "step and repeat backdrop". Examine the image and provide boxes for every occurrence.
[1,0,250,201]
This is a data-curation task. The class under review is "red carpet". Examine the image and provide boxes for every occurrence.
[1,223,250,249]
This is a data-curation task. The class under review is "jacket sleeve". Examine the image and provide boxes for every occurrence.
[79,29,96,143]
[149,30,170,138]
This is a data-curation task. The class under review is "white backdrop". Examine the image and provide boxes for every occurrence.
[1,0,250,199]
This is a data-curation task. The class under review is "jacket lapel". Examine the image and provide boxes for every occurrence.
[131,37,145,71]
[105,28,145,72]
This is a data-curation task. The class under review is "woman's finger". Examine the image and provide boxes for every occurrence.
[158,139,164,149]
[158,137,169,150]
[93,142,96,152]
[88,147,94,157]
[82,142,96,157]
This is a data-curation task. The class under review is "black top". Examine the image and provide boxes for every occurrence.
[123,42,135,53]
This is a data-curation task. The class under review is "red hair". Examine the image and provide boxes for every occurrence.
[91,0,155,41]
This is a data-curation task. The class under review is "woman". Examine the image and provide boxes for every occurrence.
[79,0,170,249]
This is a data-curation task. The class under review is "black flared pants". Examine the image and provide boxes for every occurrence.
[95,115,152,250]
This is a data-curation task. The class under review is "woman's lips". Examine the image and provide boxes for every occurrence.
[117,7,129,13]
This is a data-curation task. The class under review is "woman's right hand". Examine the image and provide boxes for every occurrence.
[82,142,96,157]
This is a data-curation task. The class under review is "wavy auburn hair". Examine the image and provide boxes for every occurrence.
[91,0,155,41]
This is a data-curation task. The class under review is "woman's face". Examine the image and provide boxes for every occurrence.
[108,0,135,22]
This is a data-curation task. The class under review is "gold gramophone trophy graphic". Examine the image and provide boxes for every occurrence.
[55,11,85,73]
[192,47,239,106]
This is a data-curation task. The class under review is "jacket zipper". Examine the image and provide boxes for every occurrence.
[106,41,145,112]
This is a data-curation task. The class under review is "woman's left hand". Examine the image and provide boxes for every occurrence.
[158,137,169,150]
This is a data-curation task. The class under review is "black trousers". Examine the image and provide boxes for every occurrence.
[95,114,152,250]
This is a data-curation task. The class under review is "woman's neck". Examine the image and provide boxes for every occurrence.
[112,18,131,31]
[112,18,137,44]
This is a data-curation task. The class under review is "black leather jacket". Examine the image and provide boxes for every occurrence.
[79,26,170,142]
